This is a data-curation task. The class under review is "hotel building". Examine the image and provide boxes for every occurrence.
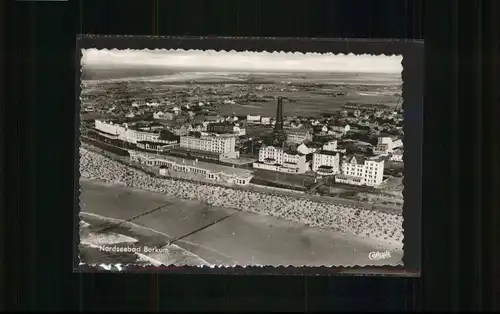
[179,134,239,159]
[335,155,385,187]
[253,145,309,174]
[312,150,341,176]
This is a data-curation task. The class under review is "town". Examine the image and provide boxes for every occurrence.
[81,90,404,211]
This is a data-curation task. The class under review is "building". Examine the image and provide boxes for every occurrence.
[252,145,309,174]
[158,130,180,144]
[285,128,313,144]
[390,148,404,162]
[373,136,403,155]
[94,120,125,139]
[120,129,163,144]
[179,134,239,159]
[246,115,261,124]
[335,155,385,187]
[329,123,350,134]
[136,141,170,152]
[128,151,253,186]
[94,120,173,144]
[167,146,220,162]
[260,117,271,125]
[312,150,340,175]
[153,111,175,121]
[205,115,222,123]
[207,123,246,136]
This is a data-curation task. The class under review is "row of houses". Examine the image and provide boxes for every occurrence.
[246,115,272,125]
[253,140,387,187]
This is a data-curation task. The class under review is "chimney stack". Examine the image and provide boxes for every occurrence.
[274,96,284,131]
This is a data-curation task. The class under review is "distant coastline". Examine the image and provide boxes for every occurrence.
[81,68,402,82]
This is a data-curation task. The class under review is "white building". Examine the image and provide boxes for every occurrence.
[94,120,125,138]
[153,111,175,121]
[285,128,313,144]
[253,146,309,174]
[260,117,271,125]
[329,123,350,134]
[136,141,171,152]
[373,136,403,155]
[335,155,385,187]
[121,129,162,144]
[233,125,246,136]
[390,148,404,162]
[145,102,161,108]
[312,150,340,175]
[246,115,261,124]
[179,134,239,159]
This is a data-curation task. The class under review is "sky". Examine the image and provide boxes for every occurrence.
[82,49,403,74]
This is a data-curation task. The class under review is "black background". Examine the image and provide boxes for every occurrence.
[2,0,498,312]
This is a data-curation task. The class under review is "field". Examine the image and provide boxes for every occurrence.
[251,169,316,189]
[80,71,402,118]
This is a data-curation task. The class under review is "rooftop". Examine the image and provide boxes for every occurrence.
[316,150,339,156]
[208,122,235,127]
[344,154,367,165]
[306,142,324,148]
[92,128,118,136]
[168,146,221,157]
[137,140,170,146]
[318,165,333,170]
[159,130,180,141]
[261,145,304,156]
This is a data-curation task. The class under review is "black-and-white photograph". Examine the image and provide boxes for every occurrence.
[78,48,405,268]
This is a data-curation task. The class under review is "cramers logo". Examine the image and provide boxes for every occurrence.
[368,251,391,261]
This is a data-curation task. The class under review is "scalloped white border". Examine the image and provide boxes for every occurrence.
[82,47,403,57]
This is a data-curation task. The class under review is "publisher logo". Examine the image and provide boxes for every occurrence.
[368,251,391,261]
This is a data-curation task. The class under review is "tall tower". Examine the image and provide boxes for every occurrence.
[275,96,284,131]
[272,96,287,147]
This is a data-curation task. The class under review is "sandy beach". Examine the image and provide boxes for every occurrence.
[79,179,403,266]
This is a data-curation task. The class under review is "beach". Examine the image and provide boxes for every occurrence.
[79,179,403,266]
